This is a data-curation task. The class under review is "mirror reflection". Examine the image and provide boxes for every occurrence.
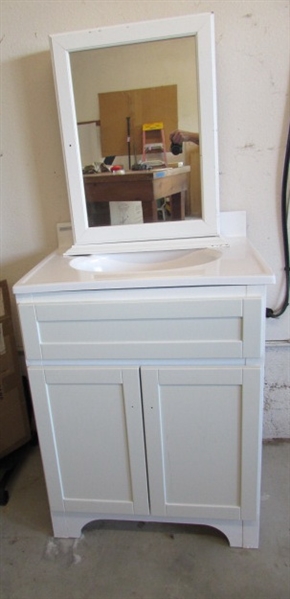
[70,36,201,228]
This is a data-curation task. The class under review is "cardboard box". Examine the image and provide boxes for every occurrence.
[0,372,31,458]
[0,318,16,375]
[0,281,31,458]
[0,280,20,377]
[0,279,11,321]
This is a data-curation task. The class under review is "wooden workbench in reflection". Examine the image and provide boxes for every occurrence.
[84,166,190,226]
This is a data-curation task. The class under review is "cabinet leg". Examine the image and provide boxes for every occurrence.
[242,520,260,549]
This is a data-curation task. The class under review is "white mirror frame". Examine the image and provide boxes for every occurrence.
[49,12,220,255]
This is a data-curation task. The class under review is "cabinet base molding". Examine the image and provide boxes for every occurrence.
[50,511,259,549]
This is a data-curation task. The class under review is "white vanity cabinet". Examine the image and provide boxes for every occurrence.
[13,12,275,550]
[16,282,267,548]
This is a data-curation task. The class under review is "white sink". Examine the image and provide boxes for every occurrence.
[69,248,222,274]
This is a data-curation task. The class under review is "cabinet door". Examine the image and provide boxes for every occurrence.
[141,366,262,521]
[28,366,149,516]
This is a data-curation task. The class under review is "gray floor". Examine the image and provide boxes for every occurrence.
[0,441,289,599]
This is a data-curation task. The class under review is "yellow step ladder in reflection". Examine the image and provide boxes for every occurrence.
[142,122,167,166]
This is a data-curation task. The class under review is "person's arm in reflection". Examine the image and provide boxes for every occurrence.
[170,130,199,146]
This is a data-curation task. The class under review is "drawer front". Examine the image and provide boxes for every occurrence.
[18,296,263,362]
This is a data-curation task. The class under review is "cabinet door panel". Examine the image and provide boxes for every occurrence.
[29,366,149,516]
[142,366,261,521]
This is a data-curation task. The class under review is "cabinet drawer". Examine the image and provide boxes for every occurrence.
[18,297,263,361]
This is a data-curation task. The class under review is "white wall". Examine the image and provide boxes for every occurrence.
[2,1,289,437]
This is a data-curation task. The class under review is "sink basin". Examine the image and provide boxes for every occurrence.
[69,248,221,274]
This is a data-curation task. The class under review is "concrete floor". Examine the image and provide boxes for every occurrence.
[0,441,289,599]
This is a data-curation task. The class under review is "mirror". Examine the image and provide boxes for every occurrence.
[49,13,220,254]
[71,38,200,228]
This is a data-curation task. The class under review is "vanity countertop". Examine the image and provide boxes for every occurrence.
[13,237,275,295]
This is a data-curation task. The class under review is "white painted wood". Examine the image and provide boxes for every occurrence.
[24,297,261,361]
[15,284,267,548]
[139,368,166,518]
[39,339,244,362]
[240,368,263,520]
[141,366,261,521]
[242,520,260,549]
[39,319,241,345]
[49,13,220,251]
[17,304,41,360]
[35,298,243,321]
[49,511,247,546]
[121,369,150,515]
[27,368,65,513]
[30,366,149,517]
[242,298,263,358]
[55,512,258,548]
